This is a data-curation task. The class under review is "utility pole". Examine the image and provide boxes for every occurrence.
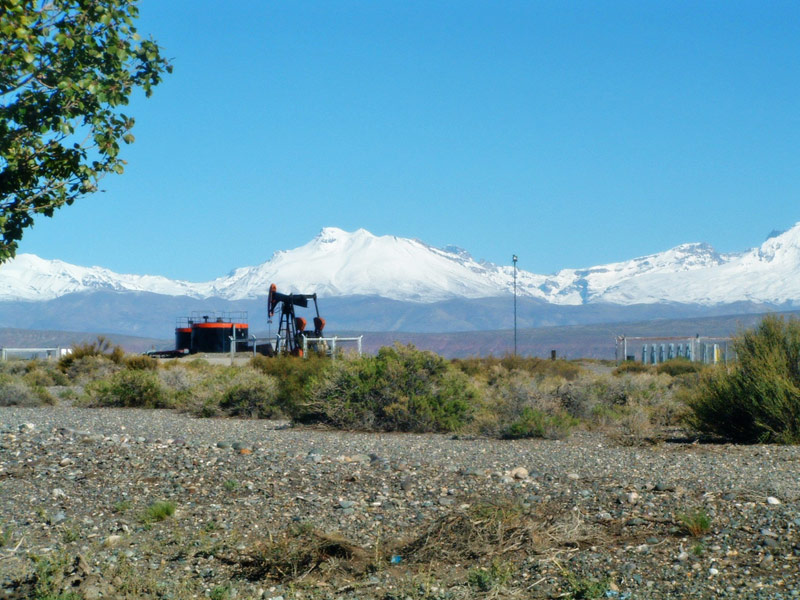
[512,254,518,356]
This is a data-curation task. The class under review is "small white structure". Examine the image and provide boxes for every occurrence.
[0,347,71,361]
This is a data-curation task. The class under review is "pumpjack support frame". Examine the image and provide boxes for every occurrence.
[267,284,326,356]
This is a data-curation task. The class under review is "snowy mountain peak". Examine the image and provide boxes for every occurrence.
[3,224,800,308]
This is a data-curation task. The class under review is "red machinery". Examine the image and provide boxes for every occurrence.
[267,284,325,356]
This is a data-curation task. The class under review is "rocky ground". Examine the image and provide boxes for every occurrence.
[0,406,798,600]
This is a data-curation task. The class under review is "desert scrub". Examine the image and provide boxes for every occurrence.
[83,369,172,408]
[59,336,124,372]
[504,407,578,439]
[59,355,120,384]
[688,315,800,443]
[453,354,582,383]
[474,371,576,438]
[0,374,55,406]
[304,344,476,432]
[249,354,331,415]
[218,368,281,418]
[123,354,158,370]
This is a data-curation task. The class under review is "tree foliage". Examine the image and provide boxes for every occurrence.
[0,0,171,261]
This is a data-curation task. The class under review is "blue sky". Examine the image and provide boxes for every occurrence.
[15,0,800,281]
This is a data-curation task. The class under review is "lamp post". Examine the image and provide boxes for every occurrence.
[512,254,518,356]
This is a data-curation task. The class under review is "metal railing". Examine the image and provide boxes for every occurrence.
[301,335,362,359]
[228,334,364,363]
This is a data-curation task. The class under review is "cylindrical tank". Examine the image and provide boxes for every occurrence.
[190,322,248,353]
[175,327,192,351]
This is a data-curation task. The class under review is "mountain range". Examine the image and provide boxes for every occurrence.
[0,224,798,340]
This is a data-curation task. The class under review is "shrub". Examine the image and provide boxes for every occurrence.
[59,336,124,372]
[688,315,800,443]
[218,369,280,418]
[612,361,651,376]
[305,344,476,432]
[61,355,121,384]
[123,354,158,370]
[655,358,705,377]
[85,369,171,408]
[504,407,577,439]
[0,375,55,406]
[23,365,70,387]
[472,370,576,438]
[249,354,331,415]
[452,355,582,382]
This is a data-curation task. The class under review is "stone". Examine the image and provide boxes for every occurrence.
[510,467,528,480]
[766,496,781,505]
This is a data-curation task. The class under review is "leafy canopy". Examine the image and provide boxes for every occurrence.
[0,0,171,262]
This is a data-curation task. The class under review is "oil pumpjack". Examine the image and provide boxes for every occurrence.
[267,283,326,356]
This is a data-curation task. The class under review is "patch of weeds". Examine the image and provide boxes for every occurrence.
[210,585,232,600]
[29,551,80,600]
[237,525,368,583]
[0,521,13,547]
[677,508,711,537]
[60,525,80,543]
[396,498,543,565]
[467,559,512,591]
[691,542,705,556]
[223,479,239,492]
[141,500,176,523]
[562,570,609,599]
[113,499,132,514]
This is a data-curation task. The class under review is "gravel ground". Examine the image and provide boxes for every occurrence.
[1,406,799,599]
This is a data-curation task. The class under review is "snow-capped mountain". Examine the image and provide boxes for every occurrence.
[2,224,800,308]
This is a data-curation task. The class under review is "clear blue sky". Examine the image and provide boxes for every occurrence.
[15,0,800,282]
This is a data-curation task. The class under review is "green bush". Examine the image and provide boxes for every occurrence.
[219,369,280,418]
[60,355,121,384]
[305,344,476,432]
[655,358,705,377]
[249,355,331,415]
[689,315,800,443]
[123,354,158,370]
[504,407,577,439]
[59,336,124,372]
[85,369,171,408]
[612,361,651,376]
[0,374,55,406]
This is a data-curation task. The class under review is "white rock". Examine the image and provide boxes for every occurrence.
[766,496,781,505]
[103,535,123,548]
[510,467,528,480]
[709,567,720,576]
[626,492,640,504]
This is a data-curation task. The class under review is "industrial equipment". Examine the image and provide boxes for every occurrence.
[267,283,326,356]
